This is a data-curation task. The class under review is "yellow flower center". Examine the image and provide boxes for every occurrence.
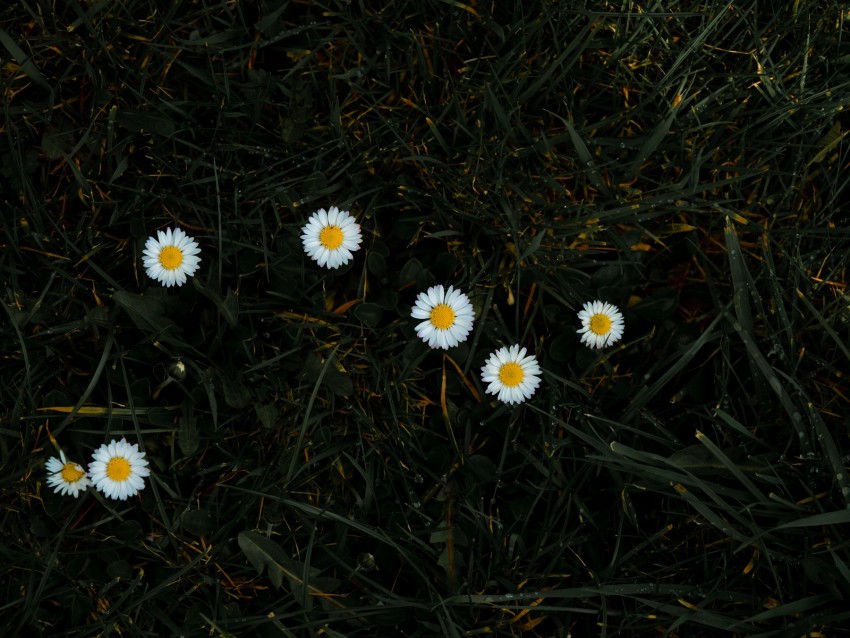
[61,462,85,483]
[589,313,612,335]
[159,245,184,270]
[430,303,455,330]
[319,225,344,250]
[106,457,132,482]
[498,362,524,387]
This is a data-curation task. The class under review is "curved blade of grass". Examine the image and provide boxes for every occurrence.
[730,318,813,457]
[0,27,51,92]
[695,431,769,503]
[623,308,725,422]
[545,111,610,196]
[724,219,755,337]
[742,593,834,623]
[285,343,340,485]
[628,77,694,178]
[773,509,850,530]
[794,286,850,365]
[237,531,342,610]
[725,216,772,407]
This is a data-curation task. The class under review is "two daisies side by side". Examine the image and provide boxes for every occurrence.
[141,207,361,286]
[409,284,539,404]
[45,439,150,500]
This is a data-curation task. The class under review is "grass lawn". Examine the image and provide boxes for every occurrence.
[2,1,850,636]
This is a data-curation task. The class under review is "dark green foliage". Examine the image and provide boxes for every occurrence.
[2,0,850,636]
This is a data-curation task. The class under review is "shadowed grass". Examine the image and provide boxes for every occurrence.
[3,0,850,636]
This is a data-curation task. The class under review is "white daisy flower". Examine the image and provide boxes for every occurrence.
[481,344,542,405]
[301,207,362,269]
[88,439,151,501]
[45,450,91,498]
[410,285,475,349]
[142,227,202,287]
[576,300,625,349]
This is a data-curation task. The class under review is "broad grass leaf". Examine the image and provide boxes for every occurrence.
[429,527,468,548]
[223,379,252,409]
[370,239,390,257]
[108,156,129,184]
[237,531,339,609]
[724,217,756,337]
[301,352,353,397]
[428,230,462,239]
[0,28,51,92]
[802,556,841,596]
[62,152,92,194]
[238,530,301,590]
[376,290,399,311]
[563,118,609,195]
[113,291,181,342]
[41,126,73,160]
[808,120,845,167]
[181,510,214,536]
[353,302,383,328]
[367,252,387,277]
[632,291,678,321]
[548,333,573,362]
[465,454,497,482]
[668,445,718,472]
[518,229,546,264]
[623,310,724,422]
[628,109,679,178]
[255,2,288,33]
[178,416,199,456]
[191,280,238,327]
[830,551,850,589]
[399,258,422,285]
[113,520,142,542]
[744,592,836,624]
[255,403,279,429]
[775,510,850,529]
[221,289,239,327]
[695,431,769,503]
